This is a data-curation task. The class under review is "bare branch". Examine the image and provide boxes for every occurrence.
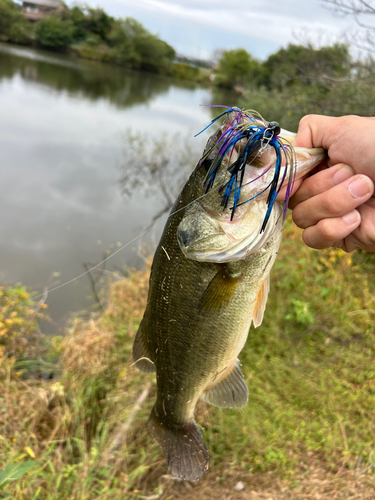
[323,0,375,16]
[83,262,104,312]
[358,460,375,475]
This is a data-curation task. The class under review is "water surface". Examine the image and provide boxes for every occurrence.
[0,43,217,325]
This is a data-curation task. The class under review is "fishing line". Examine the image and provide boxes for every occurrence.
[32,191,212,300]
[32,106,293,300]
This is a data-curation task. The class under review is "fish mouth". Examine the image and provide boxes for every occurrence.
[177,202,232,256]
[177,198,279,263]
[178,143,325,263]
[178,112,326,263]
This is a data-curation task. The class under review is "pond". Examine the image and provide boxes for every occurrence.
[0,43,235,326]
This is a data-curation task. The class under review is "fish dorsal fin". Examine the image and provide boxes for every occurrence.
[199,265,242,314]
[202,359,248,408]
[252,275,270,328]
[132,318,156,373]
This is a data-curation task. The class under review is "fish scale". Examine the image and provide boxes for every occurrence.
[132,109,325,481]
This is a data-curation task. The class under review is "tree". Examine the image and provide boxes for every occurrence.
[323,0,375,19]
[70,5,86,41]
[0,0,32,44]
[262,43,351,89]
[323,0,375,52]
[36,17,74,49]
[215,49,265,89]
[85,7,114,42]
[108,18,175,72]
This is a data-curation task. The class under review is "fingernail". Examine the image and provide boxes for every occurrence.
[348,177,372,198]
[333,165,354,184]
[342,210,360,225]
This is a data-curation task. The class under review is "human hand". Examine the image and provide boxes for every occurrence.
[278,115,375,252]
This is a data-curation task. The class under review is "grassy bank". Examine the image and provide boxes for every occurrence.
[1,222,375,499]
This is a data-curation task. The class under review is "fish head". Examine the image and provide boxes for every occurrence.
[177,110,325,263]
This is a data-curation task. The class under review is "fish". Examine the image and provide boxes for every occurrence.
[132,108,325,481]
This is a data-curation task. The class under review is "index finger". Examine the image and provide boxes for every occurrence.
[293,114,344,149]
[288,163,354,209]
[276,160,328,202]
[293,115,375,179]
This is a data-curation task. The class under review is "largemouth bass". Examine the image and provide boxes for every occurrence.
[132,108,325,480]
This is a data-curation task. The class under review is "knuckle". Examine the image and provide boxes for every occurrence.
[299,114,316,127]
[365,227,375,246]
[317,219,336,241]
[320,192,339,215]
[303,181,316,200]
[292,206,305,228]
[297,115,315,136]
[302,229,323,250]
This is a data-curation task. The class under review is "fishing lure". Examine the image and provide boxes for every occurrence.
[195,107,296,233]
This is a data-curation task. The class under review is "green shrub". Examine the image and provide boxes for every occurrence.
[215,48,265,89]
[0,0,31,43]
[263,43,351,89]
[0,284,47,364]
[7,21,32,44]
[171,62,199,81]
[72,42,113,63]
[108,17,175,72]
[35,17,74,49]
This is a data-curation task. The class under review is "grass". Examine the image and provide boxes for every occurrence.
[207,224,375,476]
[1,223,375,499]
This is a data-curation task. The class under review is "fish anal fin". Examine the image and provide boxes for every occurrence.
[203,359,248,408]
[199,265,242,314]
[252,275,270,328]
[132,319,156,373]
[148,407,209,481]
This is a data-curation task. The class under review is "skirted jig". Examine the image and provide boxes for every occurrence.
[195,106,296,233]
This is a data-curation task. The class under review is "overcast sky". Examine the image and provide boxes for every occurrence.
[74,0,357,60]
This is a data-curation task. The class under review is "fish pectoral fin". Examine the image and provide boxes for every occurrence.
[148,406,209,481]
[252,275,270,328]
[132,319,156,373]
[202,359,248,408]
[199,265,242,314]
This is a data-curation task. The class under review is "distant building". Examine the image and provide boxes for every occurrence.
[22,0,63,21]
[175,54,214,70]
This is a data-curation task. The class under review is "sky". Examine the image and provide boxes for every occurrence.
[75,0,356,60]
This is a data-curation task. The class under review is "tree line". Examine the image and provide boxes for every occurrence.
[1,0,375,120]
[0,0,177,74]
[214,44,351,91]
[212,42,375,128]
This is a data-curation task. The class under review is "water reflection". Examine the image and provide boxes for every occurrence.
[0,43,213,325]
[119,130,202,223]
[0,45,176,109]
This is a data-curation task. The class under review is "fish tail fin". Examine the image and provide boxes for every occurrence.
[148,406,209,481]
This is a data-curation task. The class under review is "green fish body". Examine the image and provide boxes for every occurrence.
[133,112,325,480]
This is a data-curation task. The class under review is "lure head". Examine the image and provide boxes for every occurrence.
[177,108,325,263]
[267,121,281,136]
